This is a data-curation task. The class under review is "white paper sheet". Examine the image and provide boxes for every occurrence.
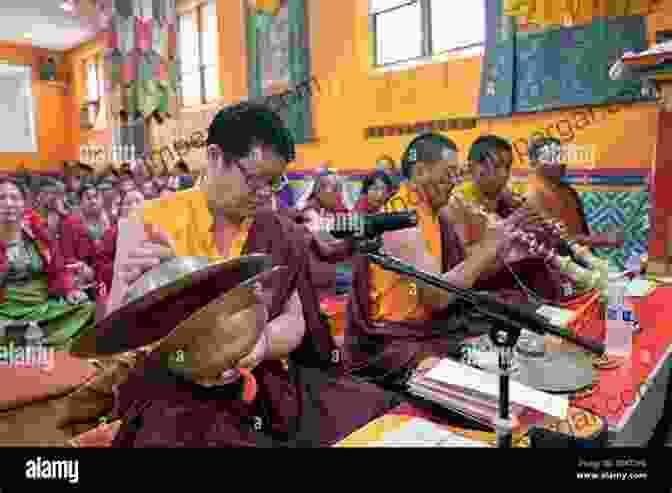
[102,218,147,318]
[373,418,491,447]
[425,358,569,419]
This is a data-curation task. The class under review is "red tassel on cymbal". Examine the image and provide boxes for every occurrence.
[239,368,258,403]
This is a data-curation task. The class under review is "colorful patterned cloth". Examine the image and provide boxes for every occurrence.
[102,0,177,118]
[503,0,659,26]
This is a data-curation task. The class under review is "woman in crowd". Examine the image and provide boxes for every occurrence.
[295,166,350,233]
[63,161,95,212]
[113,164,138,195]
[159,176,182,198]
[34,177,69,245]
[375,155,403,190]
[0,178,95,346]
[60,184,113,291]
[97,176,120,223]
[355,170,397,213]
[95,189,146,293]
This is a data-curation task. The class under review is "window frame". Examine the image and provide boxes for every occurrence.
[370,0,485,68]
[177,0,219,107]
[83,54,100,104]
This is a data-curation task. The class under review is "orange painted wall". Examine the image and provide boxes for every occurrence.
[60,0,672,173]
[286,0,670,171]
[0,42,72,172]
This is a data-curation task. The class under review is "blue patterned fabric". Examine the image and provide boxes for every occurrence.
[579,189,650,269]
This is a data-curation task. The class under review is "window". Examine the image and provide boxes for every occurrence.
[0,64,37,153]
[178,0,219,107]
[370,0,485,67]
[85,57,99,103]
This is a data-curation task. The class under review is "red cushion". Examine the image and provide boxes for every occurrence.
[0,352,96,411]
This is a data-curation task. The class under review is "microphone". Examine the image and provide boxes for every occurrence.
[329,211,418,239]
[367,253,605,355]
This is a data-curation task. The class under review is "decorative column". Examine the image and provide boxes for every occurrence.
[611,46,672,274]
[649,80,672,274]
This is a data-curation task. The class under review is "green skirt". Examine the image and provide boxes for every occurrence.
[0,277,96,350]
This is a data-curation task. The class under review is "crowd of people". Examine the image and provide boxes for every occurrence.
[0,101,627,447]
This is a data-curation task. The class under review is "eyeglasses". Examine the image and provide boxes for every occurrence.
[234,162,274,194]
[208,145,284,194]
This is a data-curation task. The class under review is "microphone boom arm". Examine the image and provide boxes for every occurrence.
[364,249,604,356]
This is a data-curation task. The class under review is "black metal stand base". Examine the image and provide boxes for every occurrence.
[490,325,520,449]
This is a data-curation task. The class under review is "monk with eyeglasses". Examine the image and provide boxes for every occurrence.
[80,102,396,447]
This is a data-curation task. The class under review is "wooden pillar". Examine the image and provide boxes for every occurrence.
[648,83,672,274]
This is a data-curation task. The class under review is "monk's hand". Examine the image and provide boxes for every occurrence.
[481,207,539,264]
[120,224,176,285]
[237,327,270,371]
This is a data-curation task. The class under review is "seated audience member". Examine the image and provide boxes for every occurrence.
[113,164,138,195]
[97,175,120,220]
[289,168,358,296]
[172,161,200,191]
[140,179,160,200]
[60,184,112,290]
[375,155,403,190]
[95,189,145,293]
[355,170,397,213]
[35,177,69,243]
[0,178,95,347]
[159,176,181,198]
[525,137,624,249]
[443,135,569,301]
[345,134,549,383]
[63,161,95,212]
[272,173,295,211]
[295,166,349,232]
[86,102,395,447]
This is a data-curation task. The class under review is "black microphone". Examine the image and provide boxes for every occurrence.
[329,211,418,239]
[367,253,605,355]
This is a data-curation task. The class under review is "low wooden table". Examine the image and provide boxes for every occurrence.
[571,287,672,445]
[338,287,672,447]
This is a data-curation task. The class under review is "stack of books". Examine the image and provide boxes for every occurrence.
[408,358,569,429]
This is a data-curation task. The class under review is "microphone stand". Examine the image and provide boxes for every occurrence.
[353,237,604,448]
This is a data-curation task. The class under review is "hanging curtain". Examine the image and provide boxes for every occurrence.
[286,0,313,143]
[503,0,660,27]
[102,0,178,121]
[247,0,313,144]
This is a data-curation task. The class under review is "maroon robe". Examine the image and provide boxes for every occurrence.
[95,224,118,292]
[112,210,397,447]
[60,214,102,268]
[345,199,567,382]
[278,208,354,297]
